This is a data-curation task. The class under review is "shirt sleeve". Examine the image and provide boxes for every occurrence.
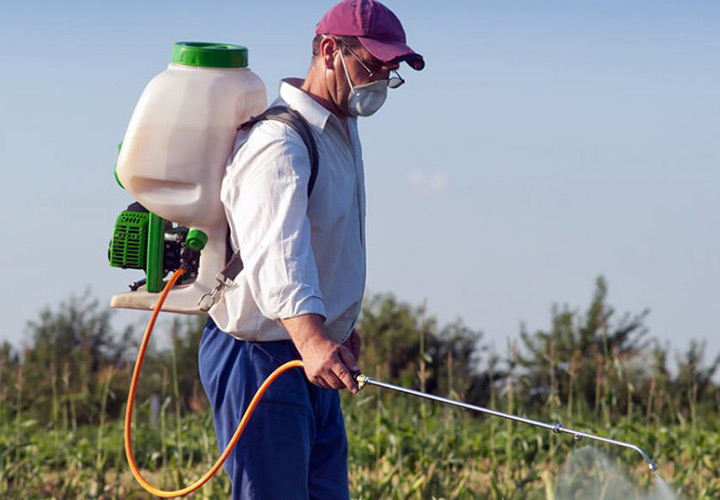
[222,121,326,321]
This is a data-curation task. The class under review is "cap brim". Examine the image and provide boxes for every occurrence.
[358,36,425,71]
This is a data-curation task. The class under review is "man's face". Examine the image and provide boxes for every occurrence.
[324,38,400,117]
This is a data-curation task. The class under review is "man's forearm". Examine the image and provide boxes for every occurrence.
[281,313,328,354]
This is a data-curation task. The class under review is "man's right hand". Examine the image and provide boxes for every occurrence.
[280,314,360,394]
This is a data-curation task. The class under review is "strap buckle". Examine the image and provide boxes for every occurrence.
[197,275,232,312]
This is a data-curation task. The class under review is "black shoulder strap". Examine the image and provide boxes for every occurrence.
[221,106,320,283]
[240,105,319,197]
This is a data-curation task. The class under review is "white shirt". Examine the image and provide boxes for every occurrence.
[210,78,367,344]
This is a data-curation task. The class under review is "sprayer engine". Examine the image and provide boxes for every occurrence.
[109,202,203,292]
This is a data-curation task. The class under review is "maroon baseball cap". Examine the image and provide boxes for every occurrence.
[315,0,425,71]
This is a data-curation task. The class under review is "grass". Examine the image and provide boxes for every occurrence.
[1,388,718,499]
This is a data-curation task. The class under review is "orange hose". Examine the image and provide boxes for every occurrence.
[124,267,304,497]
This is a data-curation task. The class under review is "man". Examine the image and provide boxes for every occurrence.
[199,1,424,498]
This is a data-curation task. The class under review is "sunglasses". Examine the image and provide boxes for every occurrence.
[343,46,405,89]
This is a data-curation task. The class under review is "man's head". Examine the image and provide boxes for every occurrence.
[303,0,424,119]
[315,0,424,72]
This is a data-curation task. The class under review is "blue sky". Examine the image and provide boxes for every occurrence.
[1,1,718,366]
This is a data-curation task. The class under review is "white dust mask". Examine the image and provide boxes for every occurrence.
[347,80,388,117]
[339,50,388,117]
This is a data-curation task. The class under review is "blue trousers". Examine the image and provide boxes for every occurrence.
[198,318,350,500]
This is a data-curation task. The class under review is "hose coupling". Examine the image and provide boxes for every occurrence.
[355,373,370,391]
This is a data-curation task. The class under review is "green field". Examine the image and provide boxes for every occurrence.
[1,393,718,499]
[1,279,718,498]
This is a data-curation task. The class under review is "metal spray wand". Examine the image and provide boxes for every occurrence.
[354,373,658,473]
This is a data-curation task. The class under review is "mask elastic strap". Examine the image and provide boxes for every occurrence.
[338,50,356,93]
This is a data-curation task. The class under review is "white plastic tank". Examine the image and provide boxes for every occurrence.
[112,42,267,313]
[117,41,266,226]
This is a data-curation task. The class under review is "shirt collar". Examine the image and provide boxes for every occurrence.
[279,78,354,134]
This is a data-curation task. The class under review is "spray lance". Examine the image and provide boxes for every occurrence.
[353,374,659,473]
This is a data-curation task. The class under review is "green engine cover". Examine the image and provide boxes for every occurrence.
[110,210,150,269]
[109,206,204,293]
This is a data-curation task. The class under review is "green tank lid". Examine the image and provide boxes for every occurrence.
[172,42,248,68]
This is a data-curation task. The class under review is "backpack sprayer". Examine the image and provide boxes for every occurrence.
[110,42,266,315]
[111,42,658,498]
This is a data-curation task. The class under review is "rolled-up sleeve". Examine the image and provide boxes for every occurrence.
[223,121,326,321]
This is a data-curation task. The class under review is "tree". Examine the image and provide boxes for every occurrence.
[20,290,134,425]
[150,315,208,413]
[357,293,491,402]
[513,276,651,417]
[0,342,20,420]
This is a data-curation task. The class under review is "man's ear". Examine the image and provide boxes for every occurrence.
[319,37,338,70]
